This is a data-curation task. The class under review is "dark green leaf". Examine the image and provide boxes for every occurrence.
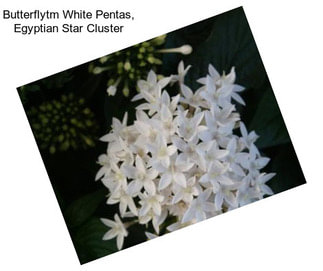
[73,217,117,264]
[249,87,290,149]
[267,144,306,194]
[64,189,106,228]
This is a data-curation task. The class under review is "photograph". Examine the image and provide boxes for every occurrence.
[17,7,306,264]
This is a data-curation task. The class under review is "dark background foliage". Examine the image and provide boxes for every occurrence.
[17,7,305,265]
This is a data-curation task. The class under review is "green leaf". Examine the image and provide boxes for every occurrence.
[267,144,306,194]
[64,189,106,228]
[73,217,117,264]
[249,87,290,149]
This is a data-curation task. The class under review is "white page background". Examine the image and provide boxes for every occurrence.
[0,0,322,270]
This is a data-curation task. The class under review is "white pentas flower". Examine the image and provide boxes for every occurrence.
[157,155,194,189]
[124,155,158,195]
[97,61,275,249]
[171,60,191,85]
[101,214,128,250]
[182,189,216,223]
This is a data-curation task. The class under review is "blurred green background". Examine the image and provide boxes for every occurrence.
[17,7,305,264]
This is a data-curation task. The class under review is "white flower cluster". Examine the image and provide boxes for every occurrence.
[97,61,275,250]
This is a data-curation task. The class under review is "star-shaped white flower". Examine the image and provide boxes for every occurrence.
[172,176,200,204]
[101,162,128,193]
[139,209,167,234]
[200,75,232,108]
[95,153,117,181]
[199,161,234,192]
[182,189,216,223]
[124,155,158,195]
[171,60,191,85]
[237,145,270,177]
[100,112,128,143]
[157,155,194,190]
[132,70,171,100]
[148,135,177,168]
[225,138,246,177]
[101,214,128,250]
[138,192,164,217]
[180,84,206,108]
[239,122,259,150]
[177,110,205,142]
[253,172,276,198]
[107,188,138,217]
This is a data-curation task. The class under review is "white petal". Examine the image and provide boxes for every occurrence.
[203,202,216,212]
[178,61,184,73]
[181,84,193,98]
[256,157,270,169]
[261,173,276,183]
[172,192,183,204]
[139,214,152,224]
[214,149,229,159]
[197,77,207,85]
[161,104,172,121]
[122,112,128,126]
[199,174,209,184]
[100,218,116,228]
[147,168,159,179]
[192,112,204,127]
[103,229,118,240]
[116,234,124,250]
[172,136,186,152]
[240,122,248,138]
[123,165,136,179]
[261,184,274,195]
[100,134,115,142]
[167,145,177,156]
[227,138,237,152]
[214,192,224,210]
[119,199,127,216]
[107,196,119,205]
[195,209,206,222]
[161,156,170,168]
[159,173,172,190]
[200,188,212,201]
[158,77,171,89]
[151,201,161,216]
[147,70,157,84]
[231,163,246,176]
[218,175,234,185]
[127,197,138,215]
[218,85,233,97]
[208,64,220,79]
[182,207,194,223]
[199,130,213,142]
[224,192,238,208]
[233,84,245,92]
[145,232,158,240]
[135,155,146,173]
[127,180,142,195]
[174,172,186,187]
[161,90,171,106]
[131,92,143,102]
[95,167,106,181]
[231,92,246,106]
[139,203,150,217]
[144,180,156,195]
